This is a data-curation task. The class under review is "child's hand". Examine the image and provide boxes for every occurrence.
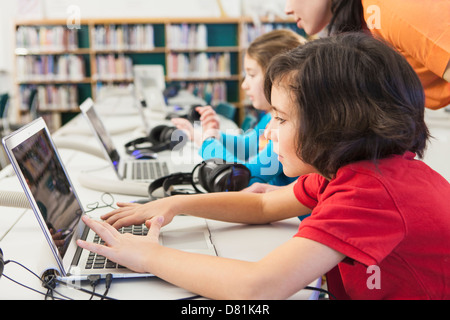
[77,215,164,273]
[100,199,175,230]
[197,106,220,131]
[196,106,221,142]
[171,118,194,141]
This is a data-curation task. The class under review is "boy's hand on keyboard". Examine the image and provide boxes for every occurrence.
[100,198,175,230]
[77,215,164,274]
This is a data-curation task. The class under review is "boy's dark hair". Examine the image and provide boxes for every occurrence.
[264,33,430,179]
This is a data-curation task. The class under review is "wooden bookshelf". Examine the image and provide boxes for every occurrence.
[14,17,300,128]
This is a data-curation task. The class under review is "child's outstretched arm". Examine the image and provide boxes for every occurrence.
[101,183,309,229]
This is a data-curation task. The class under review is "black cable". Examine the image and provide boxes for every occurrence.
[87,275,101,300]
[2,260,70,300]
[3,259,116,300]
[101,273,113,300]
[304,285,336,300]
[2,273,66,300]
[55,278,117,300]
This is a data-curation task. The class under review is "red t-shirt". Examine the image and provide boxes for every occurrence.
[293,152,450,299]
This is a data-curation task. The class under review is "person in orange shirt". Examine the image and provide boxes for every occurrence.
[284,0,450,110]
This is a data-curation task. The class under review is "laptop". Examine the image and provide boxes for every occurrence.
[133,65,167,113]
[2,118,216,280]
[80,98,176,182]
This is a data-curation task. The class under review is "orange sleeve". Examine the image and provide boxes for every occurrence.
[362,0,450,109]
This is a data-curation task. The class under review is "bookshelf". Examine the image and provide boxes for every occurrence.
[14,17,300,129]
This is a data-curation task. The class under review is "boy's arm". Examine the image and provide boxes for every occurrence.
[168,182,308,224]
[102,183,309,228]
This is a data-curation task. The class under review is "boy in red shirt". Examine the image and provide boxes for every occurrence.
[78,33,450,300]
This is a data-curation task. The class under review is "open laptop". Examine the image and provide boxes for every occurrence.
[2,118,216,280]
[80,98,178,182]
[133,65,167,113]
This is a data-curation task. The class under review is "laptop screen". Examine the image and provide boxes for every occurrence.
[83,104,121,173]
[11,127,83,258]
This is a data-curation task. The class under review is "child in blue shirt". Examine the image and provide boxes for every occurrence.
[171,29,305,187]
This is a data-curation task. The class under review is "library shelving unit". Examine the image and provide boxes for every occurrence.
[14,17,301,129]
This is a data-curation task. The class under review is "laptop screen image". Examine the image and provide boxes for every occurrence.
[10,126,83,260]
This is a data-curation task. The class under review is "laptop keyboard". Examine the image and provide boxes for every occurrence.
[127,161,169,180]
[85,224,149,270]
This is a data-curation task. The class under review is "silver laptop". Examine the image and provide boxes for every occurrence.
[80,98,173,182]
[2,118,216,280]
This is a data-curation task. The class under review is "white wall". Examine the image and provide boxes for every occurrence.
[0,1,19,94]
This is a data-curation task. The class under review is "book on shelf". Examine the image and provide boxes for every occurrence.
[16,55,86,82]
[167,24,207,50]
[16,26,79,52]
[168,52,231,79]
[91,24,155,51]
[94,54,133,81]
[240,23,298,48]
[182,81,227,106]
[19,85,78,111]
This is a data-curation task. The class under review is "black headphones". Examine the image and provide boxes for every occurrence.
[165,105,202,123]
[0,248,4,279]
[148,158,251,199]
[124,125,188,155]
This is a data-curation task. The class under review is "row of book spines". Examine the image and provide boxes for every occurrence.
[166,24,207,50]
[240,23,299,47]
[92,24,210,50]
[16,55,86,81]
[93,54,133,80]
[19,85,78,111]
[168,52,231,78]
[179,81,227,106]
[16,26,79,51]
[91,25,155,50]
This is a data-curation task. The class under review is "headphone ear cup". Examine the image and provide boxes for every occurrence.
[211,164,251,192]
[147,125,187,152]
[227,164,251,191]
[197,159,251,193]
[196,159,222,192]
[163,126,188,150]
[160,126,173,143]
[207,164,233,192]
[148,125,166,144]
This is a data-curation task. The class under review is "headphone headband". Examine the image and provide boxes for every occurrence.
[124,125,187,156]
[148,172,195,199]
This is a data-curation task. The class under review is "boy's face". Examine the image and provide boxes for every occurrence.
[265,85,316,177]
